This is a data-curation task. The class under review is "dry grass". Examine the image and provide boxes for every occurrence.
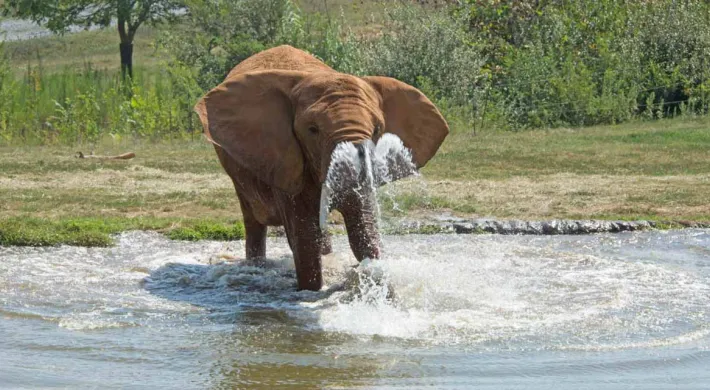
[0,141,239,221]
[385,173,710,221]
[2,117,709,224]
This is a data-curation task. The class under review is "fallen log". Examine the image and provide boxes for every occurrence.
[75,151,136,160]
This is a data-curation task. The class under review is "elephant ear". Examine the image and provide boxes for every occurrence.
[194,70,306,195]
[363,76,449,168]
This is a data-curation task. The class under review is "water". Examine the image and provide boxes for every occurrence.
[2,229,709,388]
[320,134,417,229]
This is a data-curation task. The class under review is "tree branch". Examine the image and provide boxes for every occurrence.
[117,14,128,42]
[128,0,154,41]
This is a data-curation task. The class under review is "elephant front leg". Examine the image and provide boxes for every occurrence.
[278,195,325,291]
[294,244,323,291]
[244,217,267,259]
[285,218,324,291]
[238,196,266,259]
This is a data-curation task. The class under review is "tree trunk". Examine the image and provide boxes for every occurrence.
[120,42,133,80]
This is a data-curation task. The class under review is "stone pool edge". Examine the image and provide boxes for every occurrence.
[321,219,710,236]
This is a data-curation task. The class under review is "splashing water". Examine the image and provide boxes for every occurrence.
[4,140,710,387]
[3,229,710,387]
[319,133,417,230]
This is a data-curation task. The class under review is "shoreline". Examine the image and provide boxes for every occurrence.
[2,216,709,248]
[332,218,710,237]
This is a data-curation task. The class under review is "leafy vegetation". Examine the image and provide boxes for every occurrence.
[1,0,710,144]
[1,0,182,78]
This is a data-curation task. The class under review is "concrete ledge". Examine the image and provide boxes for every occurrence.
[384,219,710,235]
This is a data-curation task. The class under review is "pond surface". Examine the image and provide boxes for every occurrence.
[1,230,709,389]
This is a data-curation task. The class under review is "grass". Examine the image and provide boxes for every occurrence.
[427,117,710,179]
[0,216,245,247]
[1,0,384,75]
[1,116,709,246]
[4,26,163,73]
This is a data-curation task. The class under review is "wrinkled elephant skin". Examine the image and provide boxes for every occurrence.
[194,45,449,291]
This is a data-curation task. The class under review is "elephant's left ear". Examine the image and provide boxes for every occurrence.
[363,76,449,168]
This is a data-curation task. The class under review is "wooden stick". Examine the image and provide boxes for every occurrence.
[75,151,136,160]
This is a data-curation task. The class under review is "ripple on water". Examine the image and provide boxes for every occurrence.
[2,230,709,355]
[125,231,710,353]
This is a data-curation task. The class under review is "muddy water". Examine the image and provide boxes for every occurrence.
[1,229,709,389]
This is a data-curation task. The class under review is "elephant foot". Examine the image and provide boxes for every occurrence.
[244,218,267,259]
[295,265,323,291]
[320,233,333,255]
[293,248,323,291]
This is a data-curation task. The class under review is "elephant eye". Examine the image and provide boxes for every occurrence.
[374,124,382,138]
[308,125,319,135]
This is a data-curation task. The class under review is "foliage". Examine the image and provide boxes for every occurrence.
[0,40,13,142]
[159,0,286,90]
[161,0,710,131]
[356,5,485,108]
[2,0,182,36]
[463,0,710,128]
[2,0,710,144]
[0,60,198,144]
[2,0,184,76]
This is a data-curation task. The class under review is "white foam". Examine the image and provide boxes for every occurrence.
[301,235,710,349]
[3,228,709,351]
[320,134,417,230]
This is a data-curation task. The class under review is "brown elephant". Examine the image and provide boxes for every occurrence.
[194,45,448,291]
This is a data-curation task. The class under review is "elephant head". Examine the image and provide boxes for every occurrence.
[194,56,448,269]
[194,71,447,189]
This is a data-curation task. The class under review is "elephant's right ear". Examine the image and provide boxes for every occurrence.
[194,70,306,195]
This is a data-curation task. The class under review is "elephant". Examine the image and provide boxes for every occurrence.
[194,45,449,291]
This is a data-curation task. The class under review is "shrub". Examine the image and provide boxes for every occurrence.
[2,0,710,145]
[356,5,486,110]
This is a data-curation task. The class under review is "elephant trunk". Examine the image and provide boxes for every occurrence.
[323,141,381,261]
[340,190,381,261]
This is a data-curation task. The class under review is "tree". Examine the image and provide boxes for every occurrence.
[2,1,183,79]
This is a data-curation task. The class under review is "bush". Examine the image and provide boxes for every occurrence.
[355,5,486,114]
[2,0,710,145]
[160,0,291,90]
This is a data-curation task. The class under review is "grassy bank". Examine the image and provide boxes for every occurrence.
[1,117,708,246]
[2,0,710,246]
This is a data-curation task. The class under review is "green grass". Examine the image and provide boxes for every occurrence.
[426,117,710,179]
[166,221,245,241]
[5,26,163,73]
[0,216,245,247]
[1,116,708,246]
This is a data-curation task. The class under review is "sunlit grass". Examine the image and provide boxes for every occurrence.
[1,117,708,246]
[0,216,245,247]
[427,116,710,179]
[5,26,163,73]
